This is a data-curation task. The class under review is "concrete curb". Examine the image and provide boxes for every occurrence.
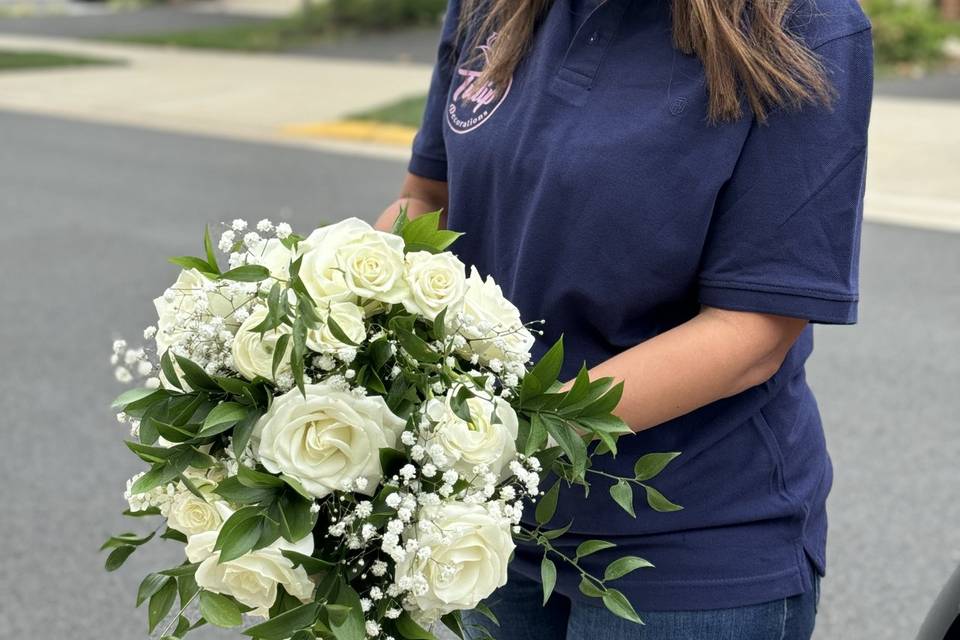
[281,120,418,146]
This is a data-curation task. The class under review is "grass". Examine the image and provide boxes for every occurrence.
[105,20,311,53]
[0,50,118,72]
[102,0,446,53]
[349,94,428,129]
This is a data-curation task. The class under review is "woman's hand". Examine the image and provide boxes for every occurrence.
[587,307,808,432]
[375,173,450,231]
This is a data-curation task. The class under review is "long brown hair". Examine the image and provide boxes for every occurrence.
[458,0,834,122]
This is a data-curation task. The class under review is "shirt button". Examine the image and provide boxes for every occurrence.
[587,31,600,44]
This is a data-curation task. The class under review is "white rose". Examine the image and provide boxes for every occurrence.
[453,267,535,366]
[403,251,467,320]
[335,228,409,304]
[185,504,314,618]
[397,502,514,617]
[426,389,518,479]
[255,238,294,281]
[167,492,223,536]
[231,306,292,381]
[307,301,366,353]
[254,381,405,498]
[153,269,239,357]
[299,218,373,304]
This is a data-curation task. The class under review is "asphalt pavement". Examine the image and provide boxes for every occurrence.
[0,109,957,640]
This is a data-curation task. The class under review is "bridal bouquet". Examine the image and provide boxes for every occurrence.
[104,214,681,640]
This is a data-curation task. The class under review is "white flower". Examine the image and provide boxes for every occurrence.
[254,381,405,498]
[333,222,409,304]
[231,306,292,381]
[425,389,519,479]
[396,502,514,617]
[299,218,374,304]
[153,269,239,356]
[186,504,314,618]
[452,267,534,366]
[402,251,467,320]
[307,301,366,353]
[166,491,223,536]
[275,222,292,239]
[255,237,294,281]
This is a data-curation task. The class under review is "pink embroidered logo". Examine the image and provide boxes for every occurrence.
[446,33,513,134]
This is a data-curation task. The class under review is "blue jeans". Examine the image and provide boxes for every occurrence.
[463,570,820,640]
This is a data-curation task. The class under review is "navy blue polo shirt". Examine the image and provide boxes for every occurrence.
[409,0,873,611]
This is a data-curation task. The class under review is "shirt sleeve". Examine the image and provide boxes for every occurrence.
[697,28,874,325]
[407,0,462,182]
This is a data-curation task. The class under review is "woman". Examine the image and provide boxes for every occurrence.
[376,0,872,637]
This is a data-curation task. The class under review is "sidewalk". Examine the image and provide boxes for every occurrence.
[0,33,429,159]
[0,32,957,232]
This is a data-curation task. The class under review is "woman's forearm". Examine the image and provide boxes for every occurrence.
[375,173,450,231]
[588,307,808,432]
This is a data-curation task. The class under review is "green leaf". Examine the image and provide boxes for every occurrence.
[603,556,654,582]
[528,337,565,392]
[175,356,220,392]
[137,573,173,607]
[633,452,681,481]
[392,324,440,363]
[161,351,183,390]
[330,583,366,640]
[281,550,334,575]
[231,410,261,460]
[441,611,466,639]
[535,480,560,525]
[203,225,221,274]
[379,447,407,479]
[610,480,636,518]
[540,557,557,605]
[271,333,292,379]
[395,612,438,640]
[159,562,201,577]
[432,306,448,341]
[400,210,463,254]
[391,203,409,235]
[169,255,218,275]
[199,590,243,628]
[220,264,271,282]
[100,530,156,550]
[278,491,315,542]
[104,545,136,571]
[326,312,360,346]
[214,507,264,563]
[581,381,625,417]
[523,413,548,456]
[575,539,616,559]
[177,571,199,608]
[578,577,605,599]
[642,485,684,512]
[602,589,643,625]
[558,364,591,409]
[111,387,161,411]
[543,415,587,480]
[199,402,247,436]
[244,602,317,639]
[237,464,285,488]
[214,476,277,504]
[474,603,499,627]
[148,577,178,633]
[130,462,182,495]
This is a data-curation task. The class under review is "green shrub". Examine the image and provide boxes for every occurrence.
[310,0,447,31]
[864,0,956,66]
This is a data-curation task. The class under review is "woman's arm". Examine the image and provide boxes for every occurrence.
[588,306,808,432]
[375,173,450,231]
